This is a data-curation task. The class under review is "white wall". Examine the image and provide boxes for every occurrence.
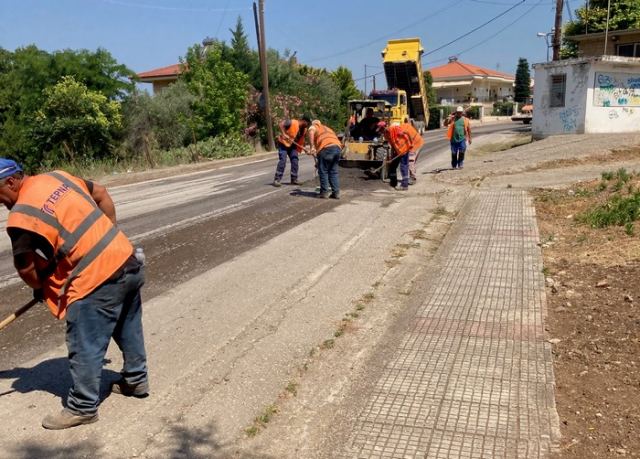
[532,60,590,139]
[533,57,640,139]
[584,64,640,133]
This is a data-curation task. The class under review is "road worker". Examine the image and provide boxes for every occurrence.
[351,107,380,141]
[444,106,472,169]
[381,122,414,191]
[273,114,311,187]
[308,120,342,199]
[401,119,424,184]
[0,158,148,430]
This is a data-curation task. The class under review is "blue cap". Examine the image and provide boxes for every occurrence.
[0,158,22,179]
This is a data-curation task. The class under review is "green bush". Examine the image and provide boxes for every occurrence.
[161,133,253,164]
[492,102,514,116]
[578,191,640,228]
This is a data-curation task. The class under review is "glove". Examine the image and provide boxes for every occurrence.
[33,288,44,302]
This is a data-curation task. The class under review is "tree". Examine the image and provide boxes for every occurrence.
[0,45,135,170]
[514,58,531,103]
[228,16,256,77]
[422,70,437,107]
[565,0,640,36]
[35,76,122,163]
[181,42,250,139]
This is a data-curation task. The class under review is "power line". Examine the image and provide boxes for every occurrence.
[425,0,544,66]
[95,0,250,13]
[305,0,465,64]
[215,0,232,37]
[423,0,527,57]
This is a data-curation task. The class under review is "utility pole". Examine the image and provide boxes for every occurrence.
[603,0,612,55]
[372,74,376,91]
[364,64,368,96]
[256,0,275,151]
[553,0,564,60]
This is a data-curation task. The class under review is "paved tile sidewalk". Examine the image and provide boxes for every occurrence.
[343,190,560,458]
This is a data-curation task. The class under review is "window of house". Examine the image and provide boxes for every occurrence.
[550,74,566,108]
[617,43,640,57]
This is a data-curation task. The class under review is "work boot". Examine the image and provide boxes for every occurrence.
[272,180,282,187]
[397,186,409,192]
[409,177,416,185]
[290,179,301,186]
[318,192,330,199]
[110,379,149,398]
[42,409,98,430]
[330,192,340,200]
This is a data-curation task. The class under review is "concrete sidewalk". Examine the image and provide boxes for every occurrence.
[341,190,560,458]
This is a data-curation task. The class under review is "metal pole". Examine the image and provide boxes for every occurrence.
[553,0,563,60]
[372,74,376,91]
[258,0,275,151]
[546,34,550,62]
[603,0,611,55]
[364,64,368,96]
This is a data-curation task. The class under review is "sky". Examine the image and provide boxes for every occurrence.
[0,0,564,90]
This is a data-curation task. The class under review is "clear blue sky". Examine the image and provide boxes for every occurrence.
[0,0,561,90]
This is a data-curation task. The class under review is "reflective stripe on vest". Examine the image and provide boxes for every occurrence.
[313,124,341,151]
[7,172,133,319]
[387,126,412,156]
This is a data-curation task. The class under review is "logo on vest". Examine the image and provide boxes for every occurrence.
[41,184,70,216]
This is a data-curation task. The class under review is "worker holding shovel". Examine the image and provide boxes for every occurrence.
[0,158,148,430]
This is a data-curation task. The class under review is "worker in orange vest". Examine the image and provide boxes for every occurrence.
[444,106,472,169]
[0,158,148,430]
[380,122,414,191]
[401,119,425,184]
[308,120,342,199]
[273,114,311,187]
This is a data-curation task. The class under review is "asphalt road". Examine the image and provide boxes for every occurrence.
[0,121,524,368]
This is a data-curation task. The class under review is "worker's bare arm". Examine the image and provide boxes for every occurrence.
[91,183,117,225]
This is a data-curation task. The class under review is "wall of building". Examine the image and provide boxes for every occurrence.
[533,58,640,138]
[435,79,513,105]
[578,33,640,57]
[532,60,590,138]
[584,63,640,133]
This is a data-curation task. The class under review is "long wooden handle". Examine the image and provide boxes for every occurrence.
[0,299,40,331]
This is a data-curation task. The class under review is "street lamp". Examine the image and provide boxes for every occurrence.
[537,31,554,62]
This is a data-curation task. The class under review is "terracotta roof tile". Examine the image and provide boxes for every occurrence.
[137,63,183,79]
[429,61,514,80]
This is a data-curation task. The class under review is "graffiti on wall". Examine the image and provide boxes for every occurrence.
[594,72,640,107]
[559,107,579,132]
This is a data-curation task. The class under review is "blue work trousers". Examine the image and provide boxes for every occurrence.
[65,261,147,415]
[388,154,410,188]
[451,140,467,169]
[274,144,299,182]
[317,145,341,194]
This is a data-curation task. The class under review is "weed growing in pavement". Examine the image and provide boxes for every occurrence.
[542,266,550,276]
[355,303,365,311]
[285,382,298,396]
[334,329,344,338]
[433,206,448,216]
[616,167,631,183]
[598,181,608,192]
[321,339,335,349]
[362,292,375,303]
[257,405,278,426]
[245,426,259,437]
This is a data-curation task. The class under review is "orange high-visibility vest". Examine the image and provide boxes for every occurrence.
[446,116,470,140]
[401,122,424,151]
[312,123,341,151]
[385,125,413,156]
[7,171,133,319]
[277,119,306,152]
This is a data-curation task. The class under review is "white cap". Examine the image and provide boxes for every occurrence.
[391,121,401,127]
[456,106,464,112]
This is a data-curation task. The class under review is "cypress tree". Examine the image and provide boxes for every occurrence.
[514,58,531,103]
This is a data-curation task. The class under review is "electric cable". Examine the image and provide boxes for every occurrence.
[305,0,465,63]
[95,0,250,13]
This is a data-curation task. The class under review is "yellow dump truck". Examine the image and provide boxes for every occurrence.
[380,38,429,132]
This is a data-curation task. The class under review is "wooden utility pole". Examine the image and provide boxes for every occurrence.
[256,0,275,151]
[553,0,564,60]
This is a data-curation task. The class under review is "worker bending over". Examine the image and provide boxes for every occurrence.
[401,119,424,184]
[0,158,148,430]
[380,122,415,191]
[308,120,341,199]
[273,114,311,187]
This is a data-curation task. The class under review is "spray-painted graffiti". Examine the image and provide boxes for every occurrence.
[594,72,640,107]
[608,109,620,119]
[559,107,579,132]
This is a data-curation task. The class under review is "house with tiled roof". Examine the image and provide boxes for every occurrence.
[137,63,182,93]
[429,57,515,107]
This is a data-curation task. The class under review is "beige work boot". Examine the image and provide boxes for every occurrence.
[42,409,98,430]
[110,379,149,398]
